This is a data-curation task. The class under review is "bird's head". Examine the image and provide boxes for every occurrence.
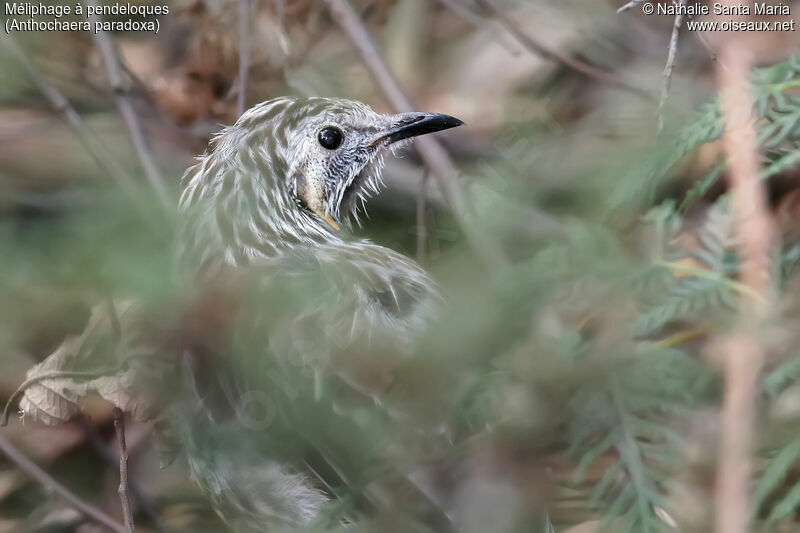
[278,98,462,230]
[179,97,463,258]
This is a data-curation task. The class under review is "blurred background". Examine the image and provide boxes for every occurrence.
[1,0,800,532]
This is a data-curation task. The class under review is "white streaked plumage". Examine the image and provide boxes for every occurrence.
[176,97,460,531]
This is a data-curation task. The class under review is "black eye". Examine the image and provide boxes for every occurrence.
[318,127,343,150]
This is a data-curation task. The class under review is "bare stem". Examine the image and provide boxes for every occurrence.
[476,0,649,97]
[77,416,162,529]
[657,0,687,133]
[0,33,167,237]
[436,0,521,56]
[113,408,135,532]
[713,41,774,533]
[0,34,137,197]
[322,0,506,269]
[0,433,127,533]
[89,2,171,212]
[617,0,647,13]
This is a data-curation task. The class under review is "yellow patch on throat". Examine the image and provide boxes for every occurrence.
[313,208,340,231]
[295,171,340,231]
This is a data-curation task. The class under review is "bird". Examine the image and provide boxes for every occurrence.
[173,96,464,531]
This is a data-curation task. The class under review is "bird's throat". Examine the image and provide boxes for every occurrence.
[314,208,340,231]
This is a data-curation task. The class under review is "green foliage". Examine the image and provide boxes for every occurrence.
[557,55,800,531]
[633,274,737,336]
[608,101,722,210]
[567,348,711,533]
[3,6,800,527]
[472,57,800,524]
[570,344,709,532]
[613,56,800,214]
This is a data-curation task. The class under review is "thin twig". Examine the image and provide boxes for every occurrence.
[436,0,522,56]
[89,2,171,212]
[475,0,649,97]
[0,433,127,533]
[416,169,429,261]
[713,41,774,533]
[617,0,647,13]
[322,0,506,270]
[113,408,135,532]
[657,0,687,133]
[0,33,167,236]
[0,34,135,199]
[237,0,252,117]
[76,416,162,530]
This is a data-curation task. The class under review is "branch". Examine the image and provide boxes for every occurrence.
[0,34,135,199]
[617,0,647,13]
[76,416,162,529]
[713,40,775,533]
[237,0,252,116]
[0,433,127,533]
[436,0,522,56]
[322,0,507,270]
[0,33,168,235]
[657,0,687,133]
[113,408,135,532]
[476,0,649,97]
[89,2,171,212]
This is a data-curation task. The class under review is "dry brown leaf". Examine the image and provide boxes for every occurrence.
[88,366,156,422]
[16,301,166,425]
[17,340,85,425]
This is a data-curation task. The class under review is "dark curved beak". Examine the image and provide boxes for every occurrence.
[371,112,464,146]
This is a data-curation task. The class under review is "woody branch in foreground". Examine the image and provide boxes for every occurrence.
[713,40,776,533]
